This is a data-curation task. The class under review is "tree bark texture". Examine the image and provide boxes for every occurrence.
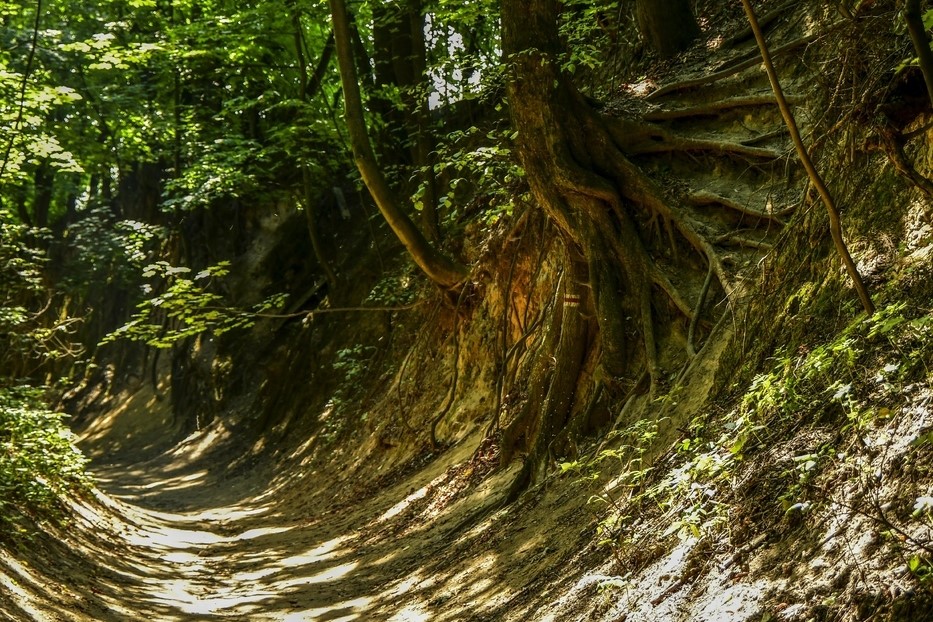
[496,0,676,492]
[635,0,701,58]
[502,0,661,384]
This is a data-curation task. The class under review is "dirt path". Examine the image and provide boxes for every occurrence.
[8,380,546,622]
[65,419,487,620]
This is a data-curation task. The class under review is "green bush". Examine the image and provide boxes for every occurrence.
[0,386,89,527]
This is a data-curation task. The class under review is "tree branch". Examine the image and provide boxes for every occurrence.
[741,0,874,314]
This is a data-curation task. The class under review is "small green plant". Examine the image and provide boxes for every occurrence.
[366,267,421,306]
[333,344,376,386]
[558,0,619,79]
[907,554,933,584]
[429,124,528,227]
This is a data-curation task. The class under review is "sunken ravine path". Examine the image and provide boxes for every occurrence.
[5,381,542,622]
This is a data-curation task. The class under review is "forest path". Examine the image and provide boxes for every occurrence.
[1,10,814,621]
[62,404,515,622]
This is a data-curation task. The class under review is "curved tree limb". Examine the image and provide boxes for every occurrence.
[328,0,468,288]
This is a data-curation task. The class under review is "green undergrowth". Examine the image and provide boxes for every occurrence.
[0,386,90,540]
[563,295,933,585]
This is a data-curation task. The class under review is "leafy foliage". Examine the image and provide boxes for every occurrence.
[430,125,527,226]
[0,209,81,376]
[0,386,89,529]
[103,261,288,348]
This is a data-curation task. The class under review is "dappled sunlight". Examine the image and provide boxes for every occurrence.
[277,535,351,568]
[449,554,497,598]
[231,535,350,583]
[138,503,272,523]
[0,553,46,603]
[123,525,227,550]
[275,561,358,589]
[369,549,402,567]
[386,604,433,621]
[281,597,371,621]
[146,578,276,616]
[382,571,433,600]
[377,483,430,522]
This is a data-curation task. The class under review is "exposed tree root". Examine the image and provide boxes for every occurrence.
[720,0,797,48]
[741,127,788,146]
[647,30,829,101]
[876,124,933,200]
[687,262,714,358]
[493,0,791,503]
[591,143,736,298]
[687,190,791,224]
[712,232,773,251]
[742,0,874,314]
[606,117,784,161]
[625,134,783,160]
[430,285,470,448]
[643,94,799,121]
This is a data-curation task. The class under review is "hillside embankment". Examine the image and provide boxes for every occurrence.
[3,2,933,620]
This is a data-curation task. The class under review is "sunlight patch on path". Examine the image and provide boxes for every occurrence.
[281,597,371,621]
[386,604,432,621]
[234,535,351,582]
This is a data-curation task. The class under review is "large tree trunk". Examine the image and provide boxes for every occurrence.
[502,0,656,384]
[328,0,468,288]
[496,0,647,493]
[635,0,700,58]
[496,0,741,494]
